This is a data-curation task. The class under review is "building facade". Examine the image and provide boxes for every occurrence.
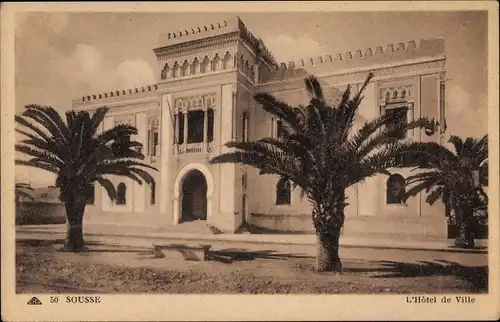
[73,17,448,239]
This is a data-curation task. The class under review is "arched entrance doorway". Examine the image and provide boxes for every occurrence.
[180,169,208,222]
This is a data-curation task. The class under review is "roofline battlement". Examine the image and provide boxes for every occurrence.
[262,38,445,82]
[155,16,277,66]
[73,84,159,107]
[156,16,242,49]
[161,19,233,45]
[236,17,277,66]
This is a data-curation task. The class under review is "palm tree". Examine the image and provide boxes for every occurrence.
[15,182,33,204]
[397,135,488,248]
[210,73,438,272]
[15,105,157,252]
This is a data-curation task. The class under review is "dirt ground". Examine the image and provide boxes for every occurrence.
[15,238,488,294]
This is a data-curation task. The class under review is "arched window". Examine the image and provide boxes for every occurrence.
[276,178,291,205]
[191,58,200,75]
[117,182,127,205]
[201,56,210,73]
[222,52,232,69]
[86,185,95,205]
[212,54,221,71]
[181,60,190,76]
[161,63,170,80]
[386,174,405,204]
[172,62,180,78]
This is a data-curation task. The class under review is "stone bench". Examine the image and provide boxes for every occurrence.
[153,243,212,261]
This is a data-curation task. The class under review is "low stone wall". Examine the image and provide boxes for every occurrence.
[16,202,66,225]
[249,213,315,233]
[249,213,450,240]
[342,215,448,240]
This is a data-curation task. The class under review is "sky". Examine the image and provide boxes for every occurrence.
[14,11,489,186]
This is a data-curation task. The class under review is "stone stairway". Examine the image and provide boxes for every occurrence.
[153,219,223,235]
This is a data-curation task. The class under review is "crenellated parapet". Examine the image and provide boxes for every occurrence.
[73,84,159,106]
[261,38,445,83]
[156,17,277,66]
[236,17,277,66]
[158,18,237,47]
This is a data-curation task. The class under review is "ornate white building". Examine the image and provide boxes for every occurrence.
[73,17,448,239]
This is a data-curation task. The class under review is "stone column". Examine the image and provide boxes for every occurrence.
[133,112,148,214]
[159,93,174,226]
[231,91,237,140]
[218,84,237,232]
[101,116,115,213]
[356,81,380,217]
[183,111,188,151]
[203,107,208,152]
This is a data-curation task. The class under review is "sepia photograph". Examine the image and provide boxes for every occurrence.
[1,2,499,321]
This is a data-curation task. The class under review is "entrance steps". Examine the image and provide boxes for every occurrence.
[154,219,222,235]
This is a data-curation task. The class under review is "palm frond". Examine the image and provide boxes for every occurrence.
[15,144,64,168]
[96,177,118,201]
[23,105,69,142]
[15,159,59,174]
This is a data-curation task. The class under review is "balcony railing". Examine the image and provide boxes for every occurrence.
[174,142,214,155]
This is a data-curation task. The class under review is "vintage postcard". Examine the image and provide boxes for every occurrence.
[1,1,499,321]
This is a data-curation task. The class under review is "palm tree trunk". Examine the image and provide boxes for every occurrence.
[62,195,88,252]
[462,208,475,248]
[316,229,342,272]
[313,190,346,272]
[454,207,475,249]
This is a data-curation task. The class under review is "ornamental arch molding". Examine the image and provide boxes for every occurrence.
[172,162,215,224]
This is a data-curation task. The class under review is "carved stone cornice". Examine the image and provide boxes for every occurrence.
[379,84,415,103]
[106,101,159,115]
[158,71,235,93]
[148,115,160,129]
[154,33,239,60]
[114,114,135,127]
[174,92,217,113]
[257,59,445,95]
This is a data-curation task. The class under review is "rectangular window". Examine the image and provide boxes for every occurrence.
[152,132,159,156]
[178,114,184,144]
[241,173,247,188]
[208,109,214,143]
[147,130,151,155]
[385,107,408,139]
[187,110,205,143]
[173,115,177,145]
[150,182,156,205]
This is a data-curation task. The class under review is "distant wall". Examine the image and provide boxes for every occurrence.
[16,202,66,225]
